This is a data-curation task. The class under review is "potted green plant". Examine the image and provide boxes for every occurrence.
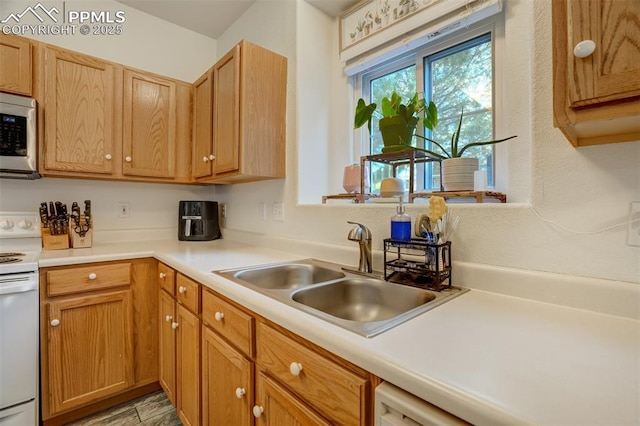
[354,97,517,191]
[414,107,517,191]
[354,92,437,153]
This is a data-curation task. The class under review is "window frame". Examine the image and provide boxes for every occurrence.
[353,14,506,193]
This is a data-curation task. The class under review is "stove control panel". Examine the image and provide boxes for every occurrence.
[0,212,40,238]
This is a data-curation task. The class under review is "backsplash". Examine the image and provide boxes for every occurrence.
[0,178,216,241]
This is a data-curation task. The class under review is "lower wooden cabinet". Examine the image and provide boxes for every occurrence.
[157,268,201,426]
[156,268,376,426]
[202,327,253,426]
[159,289,176,405]
[254,372,330,426]
[40,259,158,423]
[47,290,134,413]
[256,322,371,426]
[176,304,201,426]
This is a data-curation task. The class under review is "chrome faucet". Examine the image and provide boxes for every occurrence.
[347,221,372,274]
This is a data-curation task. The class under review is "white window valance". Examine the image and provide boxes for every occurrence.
[340,0,502,76]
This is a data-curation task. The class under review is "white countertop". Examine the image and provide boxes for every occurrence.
[38,239,640,425]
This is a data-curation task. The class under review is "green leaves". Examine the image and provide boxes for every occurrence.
[354,98,377,133]
[423,101,438,131]
[353,92,516,159]
[456,135,518,157]
[450,110,464,158]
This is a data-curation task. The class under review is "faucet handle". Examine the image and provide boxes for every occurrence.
[347,221,371,241]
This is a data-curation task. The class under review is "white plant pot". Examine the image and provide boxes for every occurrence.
[441,157,478,191]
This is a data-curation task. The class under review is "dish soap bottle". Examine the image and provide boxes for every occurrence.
[391,200,411,241]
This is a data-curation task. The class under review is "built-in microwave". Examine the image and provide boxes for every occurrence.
[0,93,39,179]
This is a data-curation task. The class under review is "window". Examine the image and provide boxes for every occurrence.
[357,25,499,193]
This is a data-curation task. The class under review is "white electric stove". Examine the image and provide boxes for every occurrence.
[0,212,41,426]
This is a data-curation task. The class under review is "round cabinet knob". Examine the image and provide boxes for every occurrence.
[574,40,596,58]
[203,156,209,162]
[18,219,32,230]
[171,322,179,330]
[88,273,97,280]
[235,387,246,399]
[50,319,60,327]
[178,286,187,294]
[125,156,132,162]
[165,315,173,322]
[159,272,166,279]
[214,312,224,321]
[252,406,264,418]
[289,362,303,376]
[105,154,112,160]
[0,219,13,229]
[209,155,215,161]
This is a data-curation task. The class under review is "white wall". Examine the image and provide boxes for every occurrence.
[0,0,218,239]
[215,0,640,284]
[0,178,212,241]
[213,0,297,229]
[2,0,218,81]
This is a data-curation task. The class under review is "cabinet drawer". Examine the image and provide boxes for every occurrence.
[257,322,368,426]
[47,262,131,297]
[158,263,175,295]
[176,274,200,313]
[202,289,254,357]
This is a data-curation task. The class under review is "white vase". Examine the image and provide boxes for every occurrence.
[441,157,478,191]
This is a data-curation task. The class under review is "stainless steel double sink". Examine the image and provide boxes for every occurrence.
[214,259,467,338]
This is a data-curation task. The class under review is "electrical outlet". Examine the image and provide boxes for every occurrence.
[273,202,284,221]
[628,202,640,247]
[118,202,130,218]
[220,203,227,219]
[259,202,267,220]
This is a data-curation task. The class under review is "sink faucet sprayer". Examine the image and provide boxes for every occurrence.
[347,221,372,274]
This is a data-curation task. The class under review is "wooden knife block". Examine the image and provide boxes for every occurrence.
[41,228,70,250]
[70,217,92,248]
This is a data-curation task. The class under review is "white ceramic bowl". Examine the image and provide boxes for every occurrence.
[380,177,405,197]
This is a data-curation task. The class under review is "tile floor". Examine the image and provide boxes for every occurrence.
[67,391,181,426]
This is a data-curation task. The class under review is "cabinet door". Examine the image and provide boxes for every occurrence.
[254,372,330,426]
[202,327,253,426]
[176,304,201,426]
[47,290,134,414]
[212,45,241,177]
[0,34,32,95]
[131,259,158,386]
[44,46,117,174]
[257,322,368,425]
[122,70,176,178]
[567,0,640,107]
[193,69,214,179]
[159,290,176,406]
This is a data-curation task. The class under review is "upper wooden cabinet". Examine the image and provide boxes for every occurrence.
[43,45,119,175]
[212,45,241,178]
[40,44,192,183]
[123,70,177,178]
[0,34,33,96]
[194,40,287,183]
[192,69,214,179]
[552,0,640,146]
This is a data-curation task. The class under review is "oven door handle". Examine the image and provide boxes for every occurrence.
[0,280,38,295]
